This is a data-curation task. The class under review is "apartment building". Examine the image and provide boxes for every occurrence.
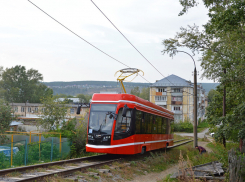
[150,74,206,123]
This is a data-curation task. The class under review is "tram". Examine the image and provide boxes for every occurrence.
[81,93,174,155]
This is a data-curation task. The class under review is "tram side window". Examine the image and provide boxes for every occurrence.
[143,113,149,134]
[156,116,162,134]
[165,118,170,134]
[162,118,166,134]
[135,110,142,134]
[141,112,146,134]
[167,119,171,134]
[115,108,131,133]
[152,115,157,134]
[170,119,174,134]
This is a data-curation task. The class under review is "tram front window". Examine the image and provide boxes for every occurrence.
[88,104,117,134]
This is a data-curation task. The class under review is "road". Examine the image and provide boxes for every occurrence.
[175,128,209,138]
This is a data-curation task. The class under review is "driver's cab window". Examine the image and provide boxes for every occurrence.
[115,108,131,133]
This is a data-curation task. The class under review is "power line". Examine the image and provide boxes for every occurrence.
[27,0,150,83]
[90,0,194,96]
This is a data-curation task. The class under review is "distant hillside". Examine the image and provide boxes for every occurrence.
[43,81,219,96]
[199,83,220,94]
[44,81,150,96]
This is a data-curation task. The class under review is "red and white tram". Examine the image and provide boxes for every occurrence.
[84,93,174,155]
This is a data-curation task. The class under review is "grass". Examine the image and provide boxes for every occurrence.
[50,141,238,182]
[161,141,239,181]
[173,134,189,141]
[5,171,22,177]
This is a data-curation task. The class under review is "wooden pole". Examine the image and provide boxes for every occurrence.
[194,67,198,147]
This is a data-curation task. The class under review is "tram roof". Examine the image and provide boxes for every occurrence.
[91,93,174,117]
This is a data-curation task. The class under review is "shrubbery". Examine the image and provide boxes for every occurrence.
[59,113,88,158]
[174,120,209,133]
[174,120,193,133]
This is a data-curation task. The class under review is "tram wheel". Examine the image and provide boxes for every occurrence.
[141,147,146,154]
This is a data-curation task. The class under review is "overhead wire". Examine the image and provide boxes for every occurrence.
[27,0,150,84]
[90,0,194,96]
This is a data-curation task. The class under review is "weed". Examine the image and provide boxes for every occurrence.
[87,168,99,173]
[102,164,110,169]
[130,161,137,167]
[6,171,22,177]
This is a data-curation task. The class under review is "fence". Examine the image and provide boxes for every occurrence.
[0,138,71,169]
[228,148,245,182]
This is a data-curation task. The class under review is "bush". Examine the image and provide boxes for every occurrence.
[174,120,193,133]
[60,113,89,157]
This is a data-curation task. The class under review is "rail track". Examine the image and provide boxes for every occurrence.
[0,140,193,182]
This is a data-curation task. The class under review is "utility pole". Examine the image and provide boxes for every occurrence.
[223,69,226,148]
[194,67,198,147]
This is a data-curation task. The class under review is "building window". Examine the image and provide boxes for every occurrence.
[172,96,182,101]
[158,88,166,92]
[155,96,166,101]
[173,88,181,92]
[160,105,167,108]
[42,108,45,113]
[174,107,181,111]
[70,108,75,114]
[14,107,18,112]
[34,107,38,113]
[28,107,31,112]
[21,107,25,112]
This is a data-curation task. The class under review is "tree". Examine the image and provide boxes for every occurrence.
[38,96,70,131]
[207,89,218,102]
[139,87,150,100]
[130,87,140,97]
[76,94,91,103]
[0,99,15,143]
[1,65,53,103]
[162,0,245,148]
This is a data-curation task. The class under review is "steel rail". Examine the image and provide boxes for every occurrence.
[15,159,118,182]
[0,140,193,181]
[173,139,189,143]
[0,154,107,176]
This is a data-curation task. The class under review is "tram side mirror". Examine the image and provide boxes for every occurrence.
[122,104,128,117]
[76,105,81,114]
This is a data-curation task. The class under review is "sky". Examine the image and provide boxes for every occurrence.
[0,0,213,83]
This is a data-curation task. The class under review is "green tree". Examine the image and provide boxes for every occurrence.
[0,99,15,143]
[139,87,150,100]
[38,96,69,131]
[1,65,53,103]
[130,87,140,97]
[207,89,218,102]
[76,94,91,103]
[162,0,245,149]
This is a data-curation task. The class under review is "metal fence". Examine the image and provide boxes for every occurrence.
[0,138,71,169]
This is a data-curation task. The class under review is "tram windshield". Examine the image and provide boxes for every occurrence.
[88,104,117,134]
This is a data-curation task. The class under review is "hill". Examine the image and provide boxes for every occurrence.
[43,81,219,96]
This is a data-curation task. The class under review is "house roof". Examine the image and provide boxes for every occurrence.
[151,74,193,87]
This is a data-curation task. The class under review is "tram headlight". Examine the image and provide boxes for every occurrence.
[88,135,93,139]
[103,136,111,139]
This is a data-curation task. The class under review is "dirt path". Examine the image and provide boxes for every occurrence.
[130,141,213,182]
[130,164,180,182]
